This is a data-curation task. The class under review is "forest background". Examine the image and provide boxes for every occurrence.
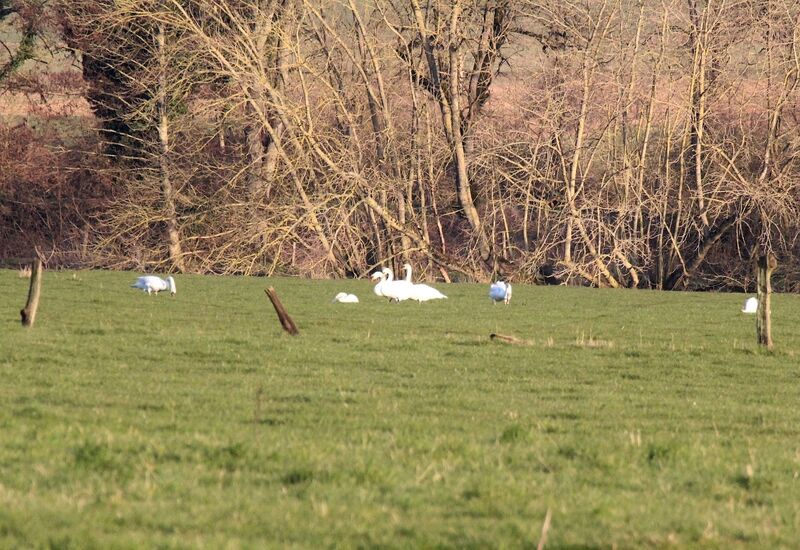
[2,0,799,290]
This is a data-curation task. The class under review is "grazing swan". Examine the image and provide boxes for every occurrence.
[380,267,415,302]
[742,296,757,314]
[489,281,512,305]
[403,263,447,302]
[332,292,359,303]
[131,275,176,296]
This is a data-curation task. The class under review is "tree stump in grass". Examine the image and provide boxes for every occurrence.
[20,259,43,327]
[756,254,777,350]
[264,287,299,335]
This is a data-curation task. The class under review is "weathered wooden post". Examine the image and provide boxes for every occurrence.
[20,258,43,327]
[264,287,299,335]
[756,253,777,349]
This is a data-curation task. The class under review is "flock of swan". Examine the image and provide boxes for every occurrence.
[130,264,512,305]
[370,264,448,303]
[334,263,510,305]
[129,272,762,313]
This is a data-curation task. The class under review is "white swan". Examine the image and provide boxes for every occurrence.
[371,270,387,298]
[332,292,359,303]
[402,263,447,302]
[742,296,757,314]
[380,267,414,302]
[131,275,176,295]
[489,281,512,304]
[410,284,447,302]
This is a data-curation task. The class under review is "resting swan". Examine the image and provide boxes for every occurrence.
[332,292,359,303]
[402,263,447,302]
[489,281,512,305]
[131,275,176,296]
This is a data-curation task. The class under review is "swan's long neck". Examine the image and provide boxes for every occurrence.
[404,265,412,282]
[383,269,394,282]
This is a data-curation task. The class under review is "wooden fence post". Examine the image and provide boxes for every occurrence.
[20,259,43,327]
[264,287,299,335]
[756,254,777,349]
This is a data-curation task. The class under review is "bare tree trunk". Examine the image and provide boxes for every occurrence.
[245,1,290,201]
[263,6,289,199]
[562,5,620,288]
[410,0,492,265]
[410,65,431,260]
[157,23,185,272]
[448,24,492,262]
[688,0,710,228]
[349,0,389,165]
[245,86,266,196]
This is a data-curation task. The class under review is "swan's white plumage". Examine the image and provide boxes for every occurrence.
[489,281,511,304]
[742,296,757,313]
[371,270,387,298]
[410,283,447,302]
[402,263,447,302]
[332,292,359,303]
[131,275,176,295]
[380,267,414,302]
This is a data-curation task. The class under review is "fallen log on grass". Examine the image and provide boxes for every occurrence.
[489,333,530,345]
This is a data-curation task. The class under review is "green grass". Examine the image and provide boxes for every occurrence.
[2,269,800,548]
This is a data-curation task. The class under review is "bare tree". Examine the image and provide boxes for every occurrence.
[50,0,800,287]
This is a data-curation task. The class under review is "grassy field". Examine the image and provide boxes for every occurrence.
[1,269,799,548]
